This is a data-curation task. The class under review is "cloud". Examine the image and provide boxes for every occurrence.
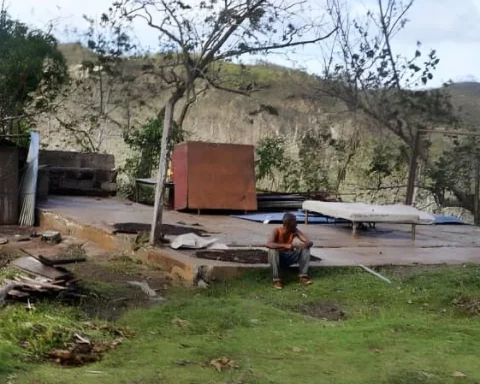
[396,0,480,44]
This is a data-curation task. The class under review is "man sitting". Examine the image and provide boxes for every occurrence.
[266,213,313,289]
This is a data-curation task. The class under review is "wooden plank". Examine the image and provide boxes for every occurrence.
[7,289,30,298]
[11,257,69,280]
[37,255,87,266]
[14,276,67,290]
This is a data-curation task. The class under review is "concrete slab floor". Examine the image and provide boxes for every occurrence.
[38,196,480,269]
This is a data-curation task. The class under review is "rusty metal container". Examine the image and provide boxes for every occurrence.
[172,141,257,211]
[0,144,19,224]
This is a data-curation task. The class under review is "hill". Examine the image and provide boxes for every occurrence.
[35,44,480,204]
[446,82,480,127]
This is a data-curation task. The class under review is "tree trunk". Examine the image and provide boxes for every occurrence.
[150,97,177,245]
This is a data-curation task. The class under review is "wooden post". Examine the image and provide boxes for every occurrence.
[475,156,480,225]
[150,100,174,245]
[305,210,309,225]
[352,222,357,238]
[411,224,416,241]
[406,129,421,206]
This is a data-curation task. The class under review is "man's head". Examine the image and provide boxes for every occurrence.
[283,213,297,232]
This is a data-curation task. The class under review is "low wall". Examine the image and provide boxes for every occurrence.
[39,150,115,169]
[39,150,117,196]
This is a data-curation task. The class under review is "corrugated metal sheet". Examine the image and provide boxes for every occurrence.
[0,146,19,224]
[172,141,257,211]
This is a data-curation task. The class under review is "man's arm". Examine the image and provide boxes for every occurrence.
[295,230,313,249]
[266,228,293,250]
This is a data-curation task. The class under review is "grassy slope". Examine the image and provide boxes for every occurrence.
[3,265,480,384]
[58,43,480,125]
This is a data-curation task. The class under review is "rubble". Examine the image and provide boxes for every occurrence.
[41,230,62,244]
[0,254,78,304]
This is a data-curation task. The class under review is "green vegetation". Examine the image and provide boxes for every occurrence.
[0,304,125,377]
[214,60,317,91]
[2,265,480,383]
[120,117,186,199]
[0,9,67,134]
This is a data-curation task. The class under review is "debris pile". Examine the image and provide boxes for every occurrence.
[0,254,83,304]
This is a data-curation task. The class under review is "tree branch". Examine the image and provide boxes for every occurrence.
[217,27,338,60]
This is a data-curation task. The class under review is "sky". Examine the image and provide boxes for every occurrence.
[6,0,480,87]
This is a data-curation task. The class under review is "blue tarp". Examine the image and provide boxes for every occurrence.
[232,211,347,225]
[232,211,465,225]
[432,214,465,225]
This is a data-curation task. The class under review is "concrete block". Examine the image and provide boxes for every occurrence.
[101,182,117,192]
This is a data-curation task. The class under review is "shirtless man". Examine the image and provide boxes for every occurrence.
[266,213,313,289]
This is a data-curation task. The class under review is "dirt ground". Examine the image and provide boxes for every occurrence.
[66,255,172,320]
[297,301,347,321]
[0,226,172,321]
[112,223,210,237]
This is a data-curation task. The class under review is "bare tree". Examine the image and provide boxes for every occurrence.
[53,21,140,152]
[102,0,337,244]
[318,0,464,205]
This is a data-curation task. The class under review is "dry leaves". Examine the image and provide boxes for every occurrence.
[453,296,480,316]
[49,336,124,366]
[172,318,191,328]
[47,325,132,366]
[209,357,239,372]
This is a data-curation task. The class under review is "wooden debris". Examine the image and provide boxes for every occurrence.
[11,256,70,280]
[38,255,87,266]
[1,255,76,303]
[12,276,67,290]
[6,289,29,298]
[20,248,86,267]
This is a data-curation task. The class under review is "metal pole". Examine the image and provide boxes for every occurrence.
[405,129,421,206]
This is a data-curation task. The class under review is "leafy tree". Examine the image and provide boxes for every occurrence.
[255,136,288,189]
[54,21,138,152]
[0,9,67,134]
[101,0,337,243]
[121,116,186,198]
[426,135,480,209]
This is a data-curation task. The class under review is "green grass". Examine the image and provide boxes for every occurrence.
[2,265,480,383]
